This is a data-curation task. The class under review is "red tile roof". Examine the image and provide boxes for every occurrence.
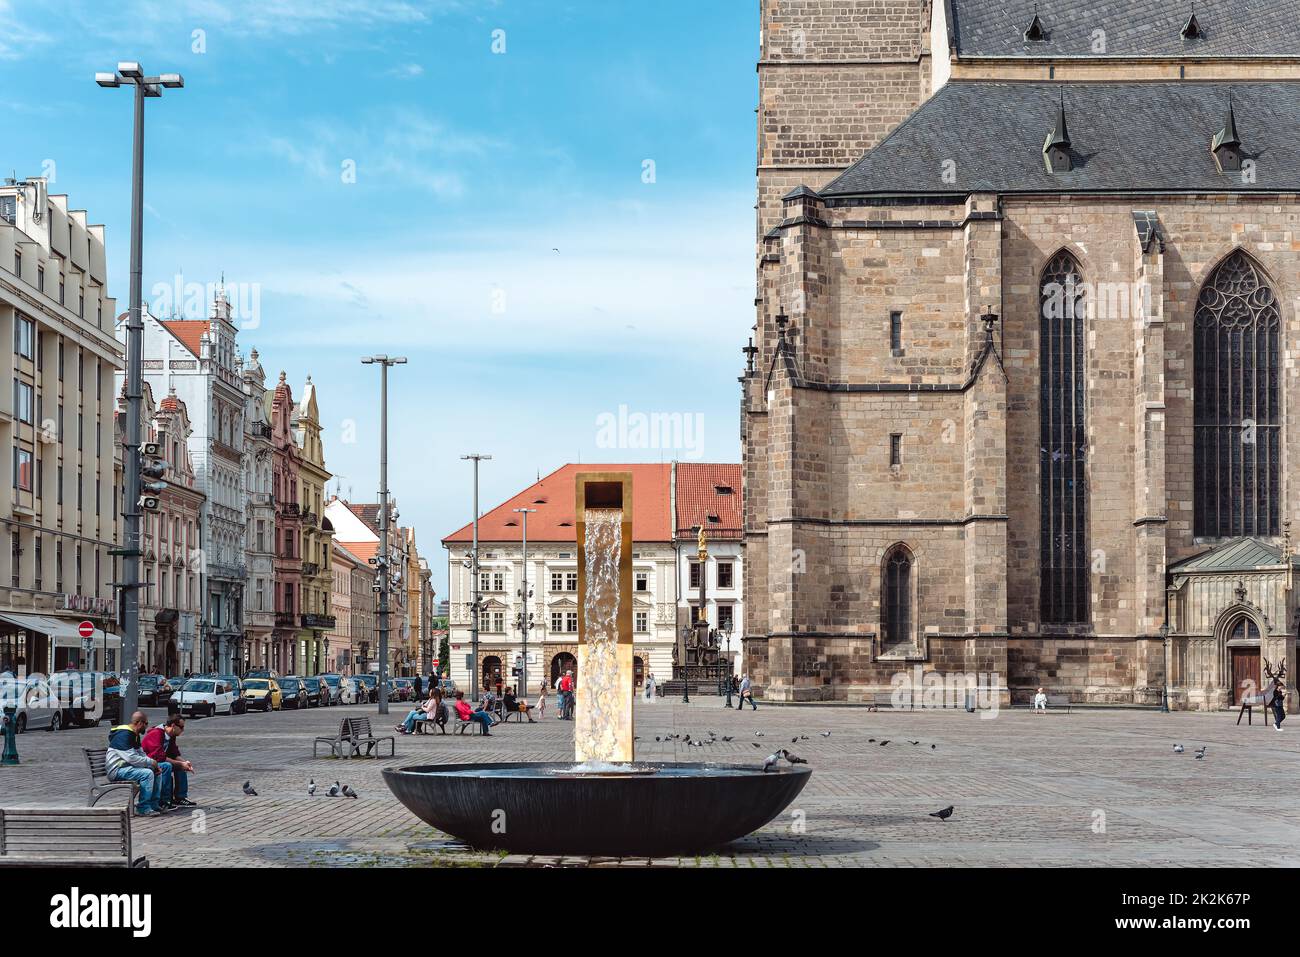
[675,463,742,541]
[443,463,673,545]
[338,541,379,564]
[160,319,211,357]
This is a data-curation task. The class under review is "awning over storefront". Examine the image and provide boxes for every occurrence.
[0,612,121,650]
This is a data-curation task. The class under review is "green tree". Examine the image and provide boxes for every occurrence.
[437,632,450,676]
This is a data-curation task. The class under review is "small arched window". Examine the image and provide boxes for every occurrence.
[882,545,913,650]
[1228,617,1261,642]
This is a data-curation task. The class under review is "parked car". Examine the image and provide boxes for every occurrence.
[0,673,61,732]
[437,678,457,696]
[137,675,172,707]
[242,678,282,712]
[215,675,247,714]
[392,678,415,702]
[318,674,343,706]
[301,676,326,708]
[356,674,378,703]
[245,669,280,680]
[49,670,121,728]
[342,676,367,704]
[170,678,237,717]
[278,677,309,709]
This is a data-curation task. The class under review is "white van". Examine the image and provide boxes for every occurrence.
[170,678,237,717]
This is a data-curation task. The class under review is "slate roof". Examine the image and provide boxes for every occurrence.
[1168,537,1295,572]
[820,81,1300,197]
[949,0,1300,58]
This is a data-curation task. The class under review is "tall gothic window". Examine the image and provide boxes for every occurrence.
[1194,250,1281,538]
[1039,251,1089,625]
[882,545,913,649]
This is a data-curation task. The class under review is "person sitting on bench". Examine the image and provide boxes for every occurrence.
[1033,687,1048,713]
[454,691,493,736]
[106,711,168,817]
[503,687,536,723]
[143,713,196,809]
[398,691,446,735]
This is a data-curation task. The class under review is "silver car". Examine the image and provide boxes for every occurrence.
[0,673,62,733]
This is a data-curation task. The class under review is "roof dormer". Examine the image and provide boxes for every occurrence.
[1043,93,1072,173]
[1212,94,1242,173]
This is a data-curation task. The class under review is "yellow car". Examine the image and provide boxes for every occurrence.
[242,678,282,712]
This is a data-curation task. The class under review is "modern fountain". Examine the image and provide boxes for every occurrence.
[382,472,810,857]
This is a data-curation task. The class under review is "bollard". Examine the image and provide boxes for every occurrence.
[1,705,18,766]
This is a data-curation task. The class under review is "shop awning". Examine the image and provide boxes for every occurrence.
[0,612,120,649]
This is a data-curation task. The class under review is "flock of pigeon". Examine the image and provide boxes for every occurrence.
[1172,744,1209,760]
[241,779,359,799]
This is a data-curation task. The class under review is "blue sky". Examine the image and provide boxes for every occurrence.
[3,0,758,595]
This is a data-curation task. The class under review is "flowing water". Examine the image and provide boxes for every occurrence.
[574,508,624,763]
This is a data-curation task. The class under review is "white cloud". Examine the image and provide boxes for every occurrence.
[386,63,425,79]
[0,0,52,60]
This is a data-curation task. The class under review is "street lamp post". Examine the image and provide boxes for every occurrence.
[514,507,536,698]
[97,62,183,718]
[362,355,406,715]
[461,454,491,701]
[721,626,734,708]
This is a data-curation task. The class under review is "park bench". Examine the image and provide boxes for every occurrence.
[313,718,353,758]
[454,711,487,735]
[413,704,448,735]
[344,716,395,758]
[0,807,148,868]
[1046,694,1071,713]
[874,691,909,711]
[83,747,141,810]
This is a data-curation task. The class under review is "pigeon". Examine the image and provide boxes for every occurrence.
[308,779,317,796]
[792,737,799,744]
[655,736,661,742]
[800,735,809,741]
[1173,744,1184,754]
[820,731,831,738]
[752,743,761,748]
[242,781,258,796]
[784,751,808,765]
[1195,746,1207,756]
[929,806,954,821]
[930,744,937,750]
[722,736,734,742]
[879,740,890,747]
[763,750,784,772]
[342,784,359,799]
[755,731,765,737]
[328,781,341,798]
[1195,752,1206,760]
[868,738,876,743]
[909,740,921,746]
[634,736,641,741]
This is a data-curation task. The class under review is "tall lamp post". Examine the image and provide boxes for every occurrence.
[514,507,536,698]
[97,62,184,718]
[721,626,734,708]
[461,454,491,700]
[361,355,405,715]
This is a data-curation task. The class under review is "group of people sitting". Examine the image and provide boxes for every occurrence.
[105,710,197,817]
[395,683,543,737]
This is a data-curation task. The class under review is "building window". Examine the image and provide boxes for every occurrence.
[55,541,63,592]
[14,315,34,359]
[1039,250,1089,625]
[565,612,578,633]
[33,536,42,591]
[57,340,63,381]
[717,561,734,590]
[37,264,44,293]
[635,610,648,633]
[718,604,734,632]
[890,434,902,468]
[489,610,505,633]
[635,570,649,592]
[551,611,563,633]
[882,544,913,650]
[13,381,32,423]
[689,561,702,590]
[890,310,903,353]
[9,533,18,588]
[1194,250,1281,538]
[13,448,32,491]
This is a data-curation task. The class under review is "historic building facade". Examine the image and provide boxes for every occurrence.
[744,0,1300,708]
[293,377,334,674]
[674,463,744,678]
[0,176,122,674]
[268,373,302,674]
[241,349,275,672]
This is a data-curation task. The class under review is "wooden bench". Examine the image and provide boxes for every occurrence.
[455,712,487,735]
[0,807,148,868]
[1028,694,1072,713]
[344,716,395,758]
[413,706,448,735]
[313,718,353,758]
[83,747,141,809]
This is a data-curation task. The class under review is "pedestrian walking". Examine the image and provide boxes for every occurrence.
[414,674,423,701]
[537,684,547,719]
[645,672,656,700]
[738,674,757,711]
[1271,679,1287,731]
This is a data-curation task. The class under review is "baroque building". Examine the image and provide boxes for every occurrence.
[292,376,335,674]
[241,349,276,671]
[743,0,1300,708]
[268,372,302,674]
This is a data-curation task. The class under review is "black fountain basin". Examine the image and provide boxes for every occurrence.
[383,762,812,857]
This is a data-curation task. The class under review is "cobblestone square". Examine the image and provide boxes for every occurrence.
[3,699,1296,867]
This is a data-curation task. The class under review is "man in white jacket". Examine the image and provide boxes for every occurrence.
[105,711,167,816]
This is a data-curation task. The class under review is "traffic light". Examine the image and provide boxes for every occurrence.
[139,441,168,510]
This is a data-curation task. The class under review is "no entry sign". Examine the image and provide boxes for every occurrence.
[78,621,95,639]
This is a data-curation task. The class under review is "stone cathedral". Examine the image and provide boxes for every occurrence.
[741,0,1300,709]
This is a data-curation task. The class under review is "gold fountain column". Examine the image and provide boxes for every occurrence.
[574,473,634,763]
